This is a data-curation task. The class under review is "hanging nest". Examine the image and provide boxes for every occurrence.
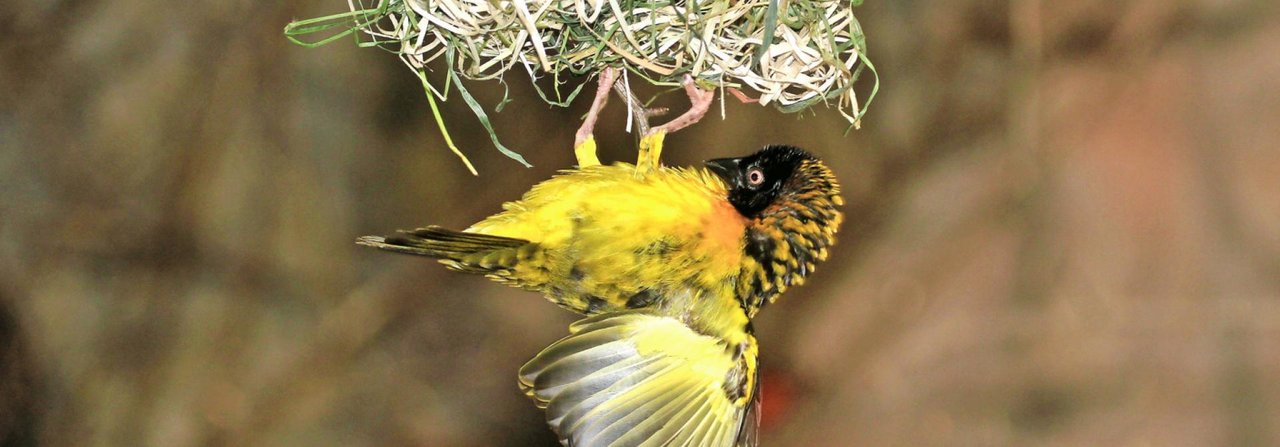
[287,0,877,171]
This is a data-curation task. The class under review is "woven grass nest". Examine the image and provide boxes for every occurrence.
[287,0,877,172]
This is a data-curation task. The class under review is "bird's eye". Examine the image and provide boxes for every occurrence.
[746,168,766,186]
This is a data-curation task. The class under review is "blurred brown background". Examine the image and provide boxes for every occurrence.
[3,0,1279,445]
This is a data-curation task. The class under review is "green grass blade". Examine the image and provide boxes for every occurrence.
[447,51,532,167]
[283,7,388,48]
[752,0,780,66]
[415,70,479,176]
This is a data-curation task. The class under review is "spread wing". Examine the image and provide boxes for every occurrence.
[519,311,760,447]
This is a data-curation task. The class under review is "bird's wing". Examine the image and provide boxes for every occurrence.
[519,311,760,447]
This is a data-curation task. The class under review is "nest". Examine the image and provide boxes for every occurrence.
[287,0,876,170]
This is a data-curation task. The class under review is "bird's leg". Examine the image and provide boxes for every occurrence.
[727,87,759,104]
[611,76,661,140]
[612,76,664,174]
[574,67,619,167]
[635,75,715,172]
[651,74,715,135]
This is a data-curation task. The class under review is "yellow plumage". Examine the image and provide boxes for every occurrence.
[358,144,842,447]
[464,163,748,315]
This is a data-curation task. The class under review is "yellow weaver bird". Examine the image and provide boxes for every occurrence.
[359,144,842,446]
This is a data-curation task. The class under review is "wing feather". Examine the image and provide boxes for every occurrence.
[733,368,763,446]
[646,389,715,447]
[519,311,757,447]
[624,382,705,447]
[547,356,666,427]
[580,375,694,446]
[681,402,721,447]
[565,361,683,436]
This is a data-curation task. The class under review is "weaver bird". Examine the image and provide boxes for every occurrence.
[359,145,842,446]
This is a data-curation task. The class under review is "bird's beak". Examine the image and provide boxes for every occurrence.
[704,157,741,183]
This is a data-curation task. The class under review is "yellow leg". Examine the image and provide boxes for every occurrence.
[635,130,666,175]
[574,136,601,167]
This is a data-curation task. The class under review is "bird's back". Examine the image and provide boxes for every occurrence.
[465,163,749,314]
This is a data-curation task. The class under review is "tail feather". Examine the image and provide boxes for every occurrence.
[357,226,532,273]
[399,226,526,248]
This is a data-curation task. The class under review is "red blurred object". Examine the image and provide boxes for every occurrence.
[758,369,797,431]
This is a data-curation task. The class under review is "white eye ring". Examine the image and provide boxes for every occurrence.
[747,168,766,186]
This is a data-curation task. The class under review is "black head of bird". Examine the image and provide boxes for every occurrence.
[705,145,844,314]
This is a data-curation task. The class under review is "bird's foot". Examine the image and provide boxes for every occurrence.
[578,71,713,174]
[727,87,759,104]
[650,74,715,135]
[633,75,713,173]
